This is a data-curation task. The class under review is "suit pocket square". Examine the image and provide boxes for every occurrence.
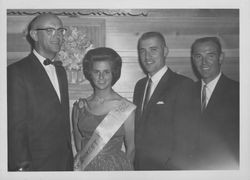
[156,101,165,104]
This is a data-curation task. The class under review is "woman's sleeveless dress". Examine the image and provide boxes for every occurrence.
[74,100,133,171]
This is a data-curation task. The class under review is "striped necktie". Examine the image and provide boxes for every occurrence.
[142,78,152,113]
[201,84,207,112]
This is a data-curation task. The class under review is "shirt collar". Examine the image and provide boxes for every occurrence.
[149,65,168,84]
[33,49,46,63]
[33,49,54,67]
[202,72,222,90]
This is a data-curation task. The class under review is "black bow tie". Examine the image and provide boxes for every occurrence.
[43,59,62,66]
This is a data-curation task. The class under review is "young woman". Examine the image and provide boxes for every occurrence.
[72,47,136,171]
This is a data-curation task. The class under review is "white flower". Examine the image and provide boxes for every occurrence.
[56,26,93,70]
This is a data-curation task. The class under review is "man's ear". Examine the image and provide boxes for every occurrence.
[219,51,224,65]
[29,30,38,41]
[164,46,169,57]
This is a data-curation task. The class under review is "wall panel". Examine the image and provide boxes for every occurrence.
[7,9,239,102]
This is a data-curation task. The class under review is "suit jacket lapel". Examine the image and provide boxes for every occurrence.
[197,74,226,114]
[30,53,62,104]
[206,74,225,112]
[55,66,64,104]
[55,64,71,139]
[143,69,173,115]
[29,53,71,144]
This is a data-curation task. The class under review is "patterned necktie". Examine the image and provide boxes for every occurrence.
[43,59,62,66]
[201,84,207,112]
[142,78,152,113]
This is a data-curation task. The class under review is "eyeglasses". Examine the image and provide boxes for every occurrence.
[35,27,67,36]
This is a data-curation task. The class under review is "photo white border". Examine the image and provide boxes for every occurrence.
[1,0,250,179]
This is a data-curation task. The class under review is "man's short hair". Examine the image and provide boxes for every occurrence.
[191,36,222,54]
[138,31,166,49]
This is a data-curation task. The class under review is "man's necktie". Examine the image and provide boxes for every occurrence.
[201,84,207,112]
[43,59,62,66]
[142,78,152,113]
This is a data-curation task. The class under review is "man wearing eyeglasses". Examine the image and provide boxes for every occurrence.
[191,37,239,169]
[7,13,73,171]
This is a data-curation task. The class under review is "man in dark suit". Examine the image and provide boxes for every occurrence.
[7,13,73,171]
[133,32,198,170]
[191,37,239,169]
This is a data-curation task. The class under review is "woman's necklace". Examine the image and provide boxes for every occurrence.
[92,90,116,104]
[95,95,106,104]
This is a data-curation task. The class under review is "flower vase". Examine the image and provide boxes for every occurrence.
[71,69,78,84]
[78,66,86,83]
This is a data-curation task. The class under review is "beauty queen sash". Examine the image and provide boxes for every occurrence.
[74,99,136,171]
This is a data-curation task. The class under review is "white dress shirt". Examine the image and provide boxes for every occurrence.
[148,65,168,99]
[33,50,61,101]
[201,72,222,106]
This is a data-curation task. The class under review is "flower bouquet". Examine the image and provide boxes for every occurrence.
[56,26,93,84]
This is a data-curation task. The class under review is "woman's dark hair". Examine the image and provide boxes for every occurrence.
[82,47,122,86]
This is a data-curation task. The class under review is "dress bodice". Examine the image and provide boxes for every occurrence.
[77,108,125,153]
[73,98,133,171]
